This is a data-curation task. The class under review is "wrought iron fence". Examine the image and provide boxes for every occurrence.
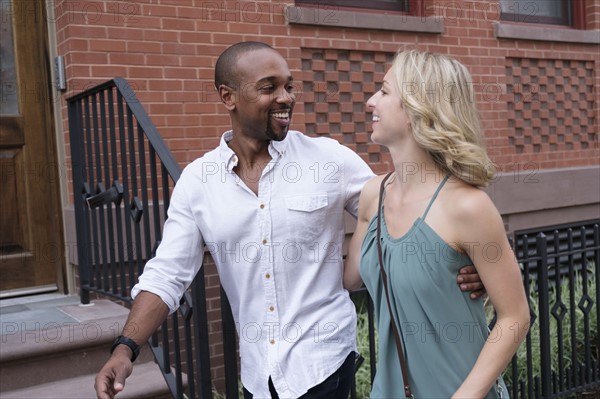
[68,78,599,398]
[505,222,600,398]
[67,78,226,397]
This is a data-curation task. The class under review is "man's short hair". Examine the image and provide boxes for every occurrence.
[214,41,276,89]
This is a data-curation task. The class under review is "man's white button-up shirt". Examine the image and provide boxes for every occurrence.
[132,130,374,398]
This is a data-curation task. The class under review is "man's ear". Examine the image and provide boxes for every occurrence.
[218,84,236,111]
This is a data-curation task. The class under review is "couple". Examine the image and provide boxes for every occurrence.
[95,42,529,399]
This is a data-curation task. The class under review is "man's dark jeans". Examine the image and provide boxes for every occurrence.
[243,351,356,399]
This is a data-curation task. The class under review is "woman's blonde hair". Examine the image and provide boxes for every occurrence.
[390,49,494,187]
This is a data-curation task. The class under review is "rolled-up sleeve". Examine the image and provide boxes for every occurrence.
[131,169,204,314]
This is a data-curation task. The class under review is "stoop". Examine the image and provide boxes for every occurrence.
[0,295,174,398]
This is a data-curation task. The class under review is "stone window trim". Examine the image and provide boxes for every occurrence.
[494,22,600,44]
[285,5,443,33]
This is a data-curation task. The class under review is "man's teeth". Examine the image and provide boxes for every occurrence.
[272,111,289,119]
[372,115,380,122]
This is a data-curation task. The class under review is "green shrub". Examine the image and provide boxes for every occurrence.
[354,302,378,398]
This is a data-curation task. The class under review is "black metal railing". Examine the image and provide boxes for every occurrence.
[67,78,237,397]
[505,221,600,398]
[68,78,600,398]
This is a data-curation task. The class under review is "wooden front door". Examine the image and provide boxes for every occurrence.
[0,0,64,295]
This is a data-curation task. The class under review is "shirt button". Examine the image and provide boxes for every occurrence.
[270,339,275,345]
[265,273,270,279]
[269,306,275,312]
[262,239,268,244]
[259,204,265,209]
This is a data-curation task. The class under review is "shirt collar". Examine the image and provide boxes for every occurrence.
[269,135,287,158]
[219,131,288,172]
[219,131,238,172]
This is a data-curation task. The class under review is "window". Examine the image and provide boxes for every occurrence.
[296,0,413,13]
[288,0,437,32]
[500,0,585,28]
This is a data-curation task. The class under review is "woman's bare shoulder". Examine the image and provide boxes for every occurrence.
[357,174,391,221]
[363,174,389,195]
[442,179,497,221]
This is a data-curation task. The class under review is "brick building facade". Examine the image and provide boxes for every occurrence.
[0,0,598,393]
[51,1,599,232]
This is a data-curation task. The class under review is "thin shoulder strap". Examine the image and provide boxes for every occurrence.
[422,174,451,221]
[377,172,414,399]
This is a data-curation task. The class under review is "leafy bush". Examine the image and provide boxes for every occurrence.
[354,302,378,398]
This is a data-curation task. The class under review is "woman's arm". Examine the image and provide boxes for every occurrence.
[344,176,380,291]
[452,190,530,399]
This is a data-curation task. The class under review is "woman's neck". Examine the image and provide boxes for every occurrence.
[391,142,443,180]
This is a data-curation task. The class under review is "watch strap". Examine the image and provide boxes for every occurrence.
[111,335,140,362]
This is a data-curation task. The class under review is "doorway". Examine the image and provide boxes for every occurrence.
[0,0,64,296]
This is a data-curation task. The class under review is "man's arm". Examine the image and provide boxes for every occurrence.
[95,292,169,399]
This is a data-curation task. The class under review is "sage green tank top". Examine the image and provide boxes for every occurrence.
[359,174,508,398]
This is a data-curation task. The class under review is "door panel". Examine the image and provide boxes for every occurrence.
[0,0,63,294]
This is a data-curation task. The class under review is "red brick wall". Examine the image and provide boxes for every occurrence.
[55,0,600,199]
[587,0,600,29]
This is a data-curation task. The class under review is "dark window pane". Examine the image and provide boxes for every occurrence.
[500,0,570,25]
[0,0,20,115]
[296,0,409,12]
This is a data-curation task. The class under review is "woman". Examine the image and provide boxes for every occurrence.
[345,49,530,398]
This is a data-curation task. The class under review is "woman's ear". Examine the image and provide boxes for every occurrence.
[218,84,236,111]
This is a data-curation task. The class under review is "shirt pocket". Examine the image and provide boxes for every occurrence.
[285,193,328,244]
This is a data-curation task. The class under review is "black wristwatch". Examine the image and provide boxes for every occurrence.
[111,335,140,362]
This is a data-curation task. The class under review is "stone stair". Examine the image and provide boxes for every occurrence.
[0,295,173,399]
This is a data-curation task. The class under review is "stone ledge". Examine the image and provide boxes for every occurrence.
[484,165,600,215]
[494,22,600,44]
[285,5,443,33]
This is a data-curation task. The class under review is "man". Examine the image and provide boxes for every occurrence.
[95,41,483,399]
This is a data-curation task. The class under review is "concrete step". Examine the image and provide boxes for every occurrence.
[0,361,173,399]
[0,296,177,398]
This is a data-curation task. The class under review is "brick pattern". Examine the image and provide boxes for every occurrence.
[506,57,598,155]
[54,0,600,192]
[300,48,394,174]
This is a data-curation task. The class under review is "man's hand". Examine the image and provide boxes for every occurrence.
[95,292,168,398]
[95,347,133,399]
[457,265,486,299]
